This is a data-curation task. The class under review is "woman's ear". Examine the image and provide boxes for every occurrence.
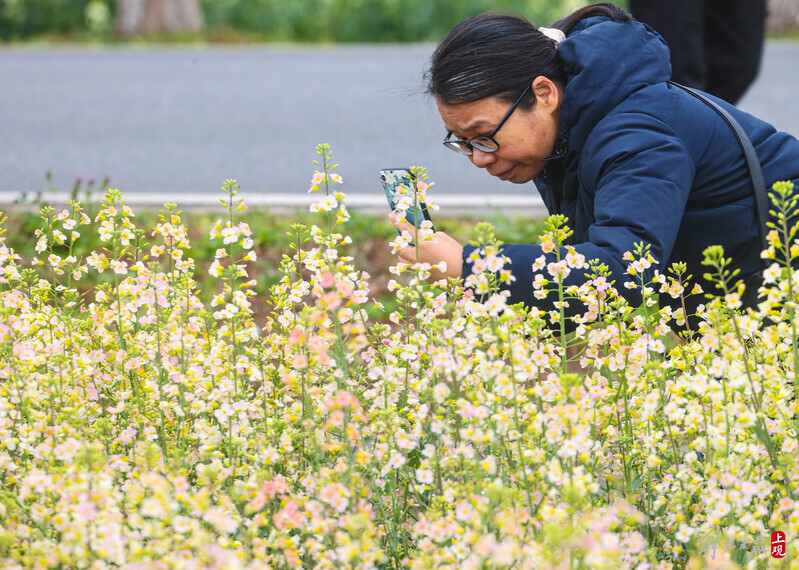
[532,76,561,112]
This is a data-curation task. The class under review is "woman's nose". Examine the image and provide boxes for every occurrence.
[469,148,497,168]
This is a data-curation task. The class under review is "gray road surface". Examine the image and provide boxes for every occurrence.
[1,42,798,209]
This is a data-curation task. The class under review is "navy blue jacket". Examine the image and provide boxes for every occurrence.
[462,16,799,317]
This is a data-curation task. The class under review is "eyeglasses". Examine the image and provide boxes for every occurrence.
[442,83,532,156]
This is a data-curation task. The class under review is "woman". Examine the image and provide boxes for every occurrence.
[391,3,799,323]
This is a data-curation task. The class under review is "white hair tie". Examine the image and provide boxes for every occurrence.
[539,27,566,45]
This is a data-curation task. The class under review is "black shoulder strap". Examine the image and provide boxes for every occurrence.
[668,81,769,261]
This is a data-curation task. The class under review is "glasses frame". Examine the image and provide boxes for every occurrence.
[442,83,533,156]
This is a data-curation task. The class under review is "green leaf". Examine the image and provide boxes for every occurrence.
[631,473,645,493]
[754,424,772,448]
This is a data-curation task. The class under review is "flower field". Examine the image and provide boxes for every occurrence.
[1,144,798,568]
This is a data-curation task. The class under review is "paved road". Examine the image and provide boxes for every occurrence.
[1,42,798,208]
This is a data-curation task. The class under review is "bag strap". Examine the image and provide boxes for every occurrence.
[668,81,769,261]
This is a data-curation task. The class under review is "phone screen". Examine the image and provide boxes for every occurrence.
[380,168,433,230]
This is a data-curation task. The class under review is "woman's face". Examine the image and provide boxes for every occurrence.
[436,76,561,184]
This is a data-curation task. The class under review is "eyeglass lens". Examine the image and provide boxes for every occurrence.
[442,83,531,156]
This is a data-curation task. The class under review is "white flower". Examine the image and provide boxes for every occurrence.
[202,507,239,535]
[416,468,434,484]
[433,382,450,404]
[310,195,338,212]
[382,452,406,475]
[221,226,239,244]
[675,524,695,543]
[53,438,80,462]
[208,259,224,277]
[140,497,167,519]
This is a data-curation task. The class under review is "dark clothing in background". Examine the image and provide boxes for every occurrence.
[629,0,767,105]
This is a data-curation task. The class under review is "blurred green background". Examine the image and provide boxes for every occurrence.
[0,0,611,43]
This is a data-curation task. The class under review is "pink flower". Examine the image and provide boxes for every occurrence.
[74,501,98,521]
[292,353,308,370]
[274,501,306,530]
[319,272,334,288]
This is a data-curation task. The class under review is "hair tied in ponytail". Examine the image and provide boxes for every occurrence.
[538,27,566,44]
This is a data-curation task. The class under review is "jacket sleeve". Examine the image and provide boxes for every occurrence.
[461,112,695,313]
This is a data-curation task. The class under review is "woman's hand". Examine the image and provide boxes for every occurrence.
[389,213,464,282]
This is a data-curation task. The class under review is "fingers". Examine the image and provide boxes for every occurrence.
[395,239,417,263]
[388,212,416,237]
[388,215,426,264]
[386,214,464,280]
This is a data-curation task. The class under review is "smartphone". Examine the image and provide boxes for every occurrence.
[380,167,434,231]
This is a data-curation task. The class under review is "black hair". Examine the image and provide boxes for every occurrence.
[427,3,631,107]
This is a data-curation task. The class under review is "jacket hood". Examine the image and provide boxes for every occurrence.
[555,17,672,156]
